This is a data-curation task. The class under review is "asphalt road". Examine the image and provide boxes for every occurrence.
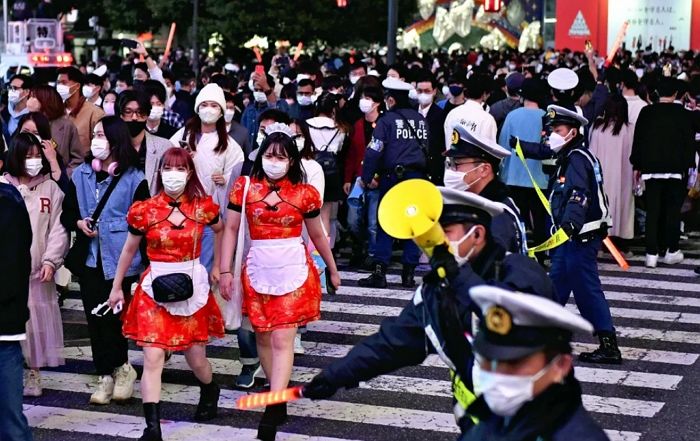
[24,238,700,441]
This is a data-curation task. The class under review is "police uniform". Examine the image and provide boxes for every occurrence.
[359,77,429,288]
[515,105,621,365]
[303,189,557,435]
[445,125,528,255]
[460,285,609,441]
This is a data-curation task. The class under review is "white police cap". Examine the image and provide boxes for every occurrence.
[546,104,589,127]
[444,124,511,161]
[382,76,413,91]
[470,285,594,361]
[547,67,579,93]
[438,187,505,225]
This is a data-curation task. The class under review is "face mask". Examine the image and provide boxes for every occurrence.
[198,106,221,124]
[442,85,452,98]
[224,109,235,123]
[253,91,267,103]
[295,136,306,151]
[297,95,313,107]
[472,356,559,417]
[417,92,434,106]
[103,102,115,116]
[443,164,485,191]
[161,170,188,197]
[256,131,266,147]
[359,98,375,114]
[548,129,573,153]
[449,85,464,97]
[8,89,22,104]
[449,225,477,266]
[165,86,174,100]
[349,74,361,85]
[408,88,418,100]
[127,121,146,137]
[56,84,73,101]
[90,138,110,160]
[25,158,43,177]
[82,85,95,99]
[149,105,164,120]
[262,157,289,180]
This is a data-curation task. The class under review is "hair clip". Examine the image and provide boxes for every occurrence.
[264,122,296,138]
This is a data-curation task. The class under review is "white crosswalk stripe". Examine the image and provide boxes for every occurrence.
[30,259,700,441]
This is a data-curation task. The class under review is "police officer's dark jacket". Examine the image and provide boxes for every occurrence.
[322,241,555,426]
[460,374,609,441]
[518,136,611,237]
[361,107,428,183]
[479,179,526,254]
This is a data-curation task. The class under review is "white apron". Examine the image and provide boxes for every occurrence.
[141,258,210,316]
[246,237,308,295]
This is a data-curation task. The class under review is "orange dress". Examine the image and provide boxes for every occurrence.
[122,193,225,351]
[229,176,322,332]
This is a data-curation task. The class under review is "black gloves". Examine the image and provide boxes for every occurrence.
[561,222,577,237]
[428,243,460,283]
[302,372,339,400]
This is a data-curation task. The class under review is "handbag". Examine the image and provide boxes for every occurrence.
[151,201,198,303]
[223,176,250,330]
[64,174,122,276]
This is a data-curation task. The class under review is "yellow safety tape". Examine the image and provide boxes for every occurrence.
[515,139,552,216]
[527,228,570,257]
[450,370,479,424]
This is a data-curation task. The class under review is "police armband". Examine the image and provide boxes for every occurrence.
[368,138,384,152]
[567,190,588,207]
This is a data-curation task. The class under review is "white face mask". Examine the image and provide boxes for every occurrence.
[442,85,452,99]
[56,84,73,101]
[198,106,221,124]
[82,85,95,99]
[103,102,115,116]
[297,94,313,106]
[359,98,375,114]
[449,225,477,266]
[224,109,235,123]
[90,138,110,160]
[408,88,418,100]
[114,85,126,95]
[256,131,266,147]
[161,170,188,197]
[262,157,289,180]
[443,164,486,192]
[349,74,361,85]
[25,158,43,177]
[295,136,306,151]
[165,86,174,100]
[472,356,559,417]
[253,91,267,103]
[548,129,574,153]
[149,105,164,121]
[417,92,434,106]
[8,89,22,104]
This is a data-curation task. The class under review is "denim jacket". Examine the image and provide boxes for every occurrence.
[71,163,145,279]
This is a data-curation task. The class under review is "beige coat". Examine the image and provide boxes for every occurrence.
[0,173,69,277]
[68,99,104,159]
[50,116,83,176]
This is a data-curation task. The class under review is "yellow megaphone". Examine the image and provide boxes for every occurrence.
[378,179,448,257]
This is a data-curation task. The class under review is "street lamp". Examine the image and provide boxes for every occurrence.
[387,0,398,65]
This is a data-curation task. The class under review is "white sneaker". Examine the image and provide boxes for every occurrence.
[112,362,137,401]
[645,254,658,268]
[23,369,42,397]
[294,334,305,355]
[89,375,114,404]
[664,250,684,265]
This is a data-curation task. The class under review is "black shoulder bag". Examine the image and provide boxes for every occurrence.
[314,128,341,178]
[64,174,122,276]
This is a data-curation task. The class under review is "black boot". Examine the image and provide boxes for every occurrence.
[358,263,387,288]
[401,265,416,288]
[194,380,220,422]
[257,403,288,441]
[139,402,162,441]
[578,331,622,364]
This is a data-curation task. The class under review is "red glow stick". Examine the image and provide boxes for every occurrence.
[236,386,304,409]
[253,47,263,63]
[603,237,629,271]
[293,42,304,62]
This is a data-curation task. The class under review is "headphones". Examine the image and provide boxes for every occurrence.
[91,158,119,176]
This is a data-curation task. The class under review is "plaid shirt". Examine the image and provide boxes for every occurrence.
[163,108,185,129]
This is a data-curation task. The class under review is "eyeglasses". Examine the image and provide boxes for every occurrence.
[122,108,147,117]
[91,300,123,316]
[447,159,484,170]
[8,85,23,91]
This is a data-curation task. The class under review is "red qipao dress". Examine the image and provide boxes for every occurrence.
[122,193,225,350]
[228,176,322,332]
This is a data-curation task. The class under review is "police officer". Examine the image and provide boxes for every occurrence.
[461,285,609,441]
[359,77,429,289]
[443,125,527,255]
[303,188,556,435]
[513,104,621,364]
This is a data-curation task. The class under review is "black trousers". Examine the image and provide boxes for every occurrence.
[508,185,548,247]
[80,266,137,375]
[644,178,686,255]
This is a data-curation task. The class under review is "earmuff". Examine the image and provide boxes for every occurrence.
[91,158,119,176]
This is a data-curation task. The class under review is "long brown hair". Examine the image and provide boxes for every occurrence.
[183,113,229,154]
[30,85,66,121]
[156,147,206,199]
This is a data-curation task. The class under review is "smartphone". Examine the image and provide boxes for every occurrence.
[255,64,265,76]
[121,39,139,49]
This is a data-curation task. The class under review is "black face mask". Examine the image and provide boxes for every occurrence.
[127,120,146,137]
